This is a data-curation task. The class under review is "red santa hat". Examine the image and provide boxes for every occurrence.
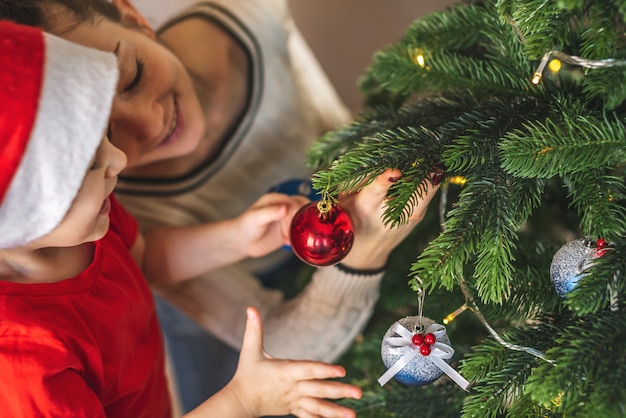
[0,21,119,249]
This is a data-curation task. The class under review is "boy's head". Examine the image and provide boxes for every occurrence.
[0,20,118,249]
[0,0,207,170]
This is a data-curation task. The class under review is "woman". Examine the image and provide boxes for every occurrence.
[0,0,441,411]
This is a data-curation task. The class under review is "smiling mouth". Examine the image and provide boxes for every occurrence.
[99,196,111,215]
[161,101,180,146]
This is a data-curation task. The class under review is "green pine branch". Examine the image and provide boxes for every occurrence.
[526,312,626,416]
[302,0,626,416]
[500,100,626,178]
[564,169,626,240]
[358,1,537,102]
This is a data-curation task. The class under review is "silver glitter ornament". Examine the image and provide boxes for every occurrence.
[550,238,596,297]
[381,316,451,386]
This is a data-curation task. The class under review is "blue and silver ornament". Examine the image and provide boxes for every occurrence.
[550,238,609,297]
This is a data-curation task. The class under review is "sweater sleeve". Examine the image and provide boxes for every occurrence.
[262,265,383,362]
[153,264,382,363]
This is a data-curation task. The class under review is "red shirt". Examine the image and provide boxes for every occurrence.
[0,197,171,417]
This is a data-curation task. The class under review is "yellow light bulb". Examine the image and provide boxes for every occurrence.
[531,52,551,85]
[443,304,468,324]
[411,47,426,68]
[448,176,467,186]
[551,392,564,408]
[548,58,561,73]
[415,54,425,67]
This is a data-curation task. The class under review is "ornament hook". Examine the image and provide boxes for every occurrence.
[317,173,338,216]
[414,275,426,329]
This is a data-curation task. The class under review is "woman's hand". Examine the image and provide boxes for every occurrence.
[338,167,442,270]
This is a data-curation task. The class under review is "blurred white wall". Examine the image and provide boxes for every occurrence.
[288,0,459,111]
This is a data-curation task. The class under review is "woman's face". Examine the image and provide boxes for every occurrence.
[50,9,206,170]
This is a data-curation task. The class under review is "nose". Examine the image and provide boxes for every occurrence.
[104,140,128,178]
[109,93,166,148]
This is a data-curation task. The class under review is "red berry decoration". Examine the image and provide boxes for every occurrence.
[419,344,432,356]
[289,200,354,266]
[410,331,437,357]
[424,333,437,346]
[596,237,609,256]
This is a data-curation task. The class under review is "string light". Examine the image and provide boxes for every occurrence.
[551,392,564,408]
[415,54,425,68]
[411,47,426,68]
[548,58,561,73]
[553,50,626,69]
[532,52,551,85]
[443,303,468,324]
[448,176,467,186]
[532,50,626,84]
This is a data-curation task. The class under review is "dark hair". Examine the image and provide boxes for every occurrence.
[0,0,120,32]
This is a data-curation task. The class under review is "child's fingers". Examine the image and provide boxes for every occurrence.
[281,361,347,381]
[240,307,264,359]
[249,203,289,226]
[294,397,358,418]
[256,192,309,208]
[250,194,309,226]
[296,380,362,400]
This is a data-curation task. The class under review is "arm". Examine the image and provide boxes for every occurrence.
[140,143,389,358]
[263,168,441,359]
[175,169,440,362]
[184,307,361,418]
[263,264,383,361]
[136,193,307,285]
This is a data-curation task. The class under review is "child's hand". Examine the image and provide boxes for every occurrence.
[226,307,362,418]
[236,193,308,258]
[338,167,442,270]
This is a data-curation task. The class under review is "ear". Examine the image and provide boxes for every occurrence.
[111,0,156,39]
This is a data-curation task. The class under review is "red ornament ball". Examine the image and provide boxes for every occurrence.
[289,200,354,266]
[411,334,424,346]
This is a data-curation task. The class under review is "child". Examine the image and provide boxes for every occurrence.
[0,0,442,411]
[0,21,361,417]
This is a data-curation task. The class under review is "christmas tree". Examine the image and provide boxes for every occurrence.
[305,0,626,416]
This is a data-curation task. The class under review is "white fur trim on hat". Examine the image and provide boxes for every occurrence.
[0,27,119,249]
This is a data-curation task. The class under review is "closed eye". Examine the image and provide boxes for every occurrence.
[124,58,144,92]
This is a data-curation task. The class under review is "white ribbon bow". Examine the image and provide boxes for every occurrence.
[378,322,471,391]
